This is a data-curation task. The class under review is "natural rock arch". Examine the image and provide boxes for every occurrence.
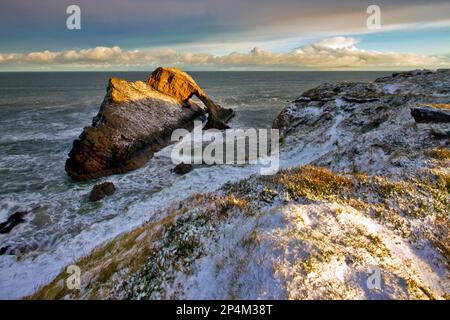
[147,67,234,129]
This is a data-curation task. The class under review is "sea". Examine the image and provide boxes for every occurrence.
[0,71,392,298]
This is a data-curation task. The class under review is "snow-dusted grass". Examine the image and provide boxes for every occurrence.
[425,147,450,161]
[29,164,449,300]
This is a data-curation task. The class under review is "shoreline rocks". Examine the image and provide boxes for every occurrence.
[88,182,116,202]
[0,211,29,234]
[411,106,450,123]
[173,162,194,175]
[65,67,234,181]
[273,69,450,175]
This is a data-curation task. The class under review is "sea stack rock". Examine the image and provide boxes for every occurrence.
[66,67,234,181]
[148,67,234,129]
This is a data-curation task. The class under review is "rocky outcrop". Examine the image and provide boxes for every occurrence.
[89,182,116,202]
[0,246,9,256]
[0,211,29,234]
[66,67,234,181]
[173,162,193,175]
[148,67,234,129]
[411,106,450,123]
[273,70,450,175]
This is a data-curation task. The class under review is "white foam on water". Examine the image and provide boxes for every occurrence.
[0,128,81,143]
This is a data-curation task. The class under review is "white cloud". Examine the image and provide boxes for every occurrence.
[312,37,359,50]
[60,46,124,62]
[0,53,20,63]
[1,37,449,70]
[26,50,58,63]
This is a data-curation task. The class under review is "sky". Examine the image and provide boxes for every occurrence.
[0,0,449,71]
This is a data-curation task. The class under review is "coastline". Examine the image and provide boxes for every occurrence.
[0,71,394,299]
[26,69,450,300]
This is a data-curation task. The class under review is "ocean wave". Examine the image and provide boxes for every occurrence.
[0,128,82,143]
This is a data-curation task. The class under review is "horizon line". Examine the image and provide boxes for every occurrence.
[0,69,411,73]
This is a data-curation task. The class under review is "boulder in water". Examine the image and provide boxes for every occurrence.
[173,162,193,175]
[0,211,29,234]
[89,182,116,202]
[0,246,9,255]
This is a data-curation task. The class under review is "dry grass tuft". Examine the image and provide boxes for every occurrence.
[425,147,450,161]
[273,165,354,200]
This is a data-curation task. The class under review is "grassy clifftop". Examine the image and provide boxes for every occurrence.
[30,161,449,299]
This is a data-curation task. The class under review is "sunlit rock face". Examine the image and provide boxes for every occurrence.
[65,68,233,181]
[147,67,234,129]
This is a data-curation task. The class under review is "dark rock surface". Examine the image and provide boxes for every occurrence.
[173,162,194,175]
[411,106,450,123]
[89,182,116,202]
[0,211,29,234]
